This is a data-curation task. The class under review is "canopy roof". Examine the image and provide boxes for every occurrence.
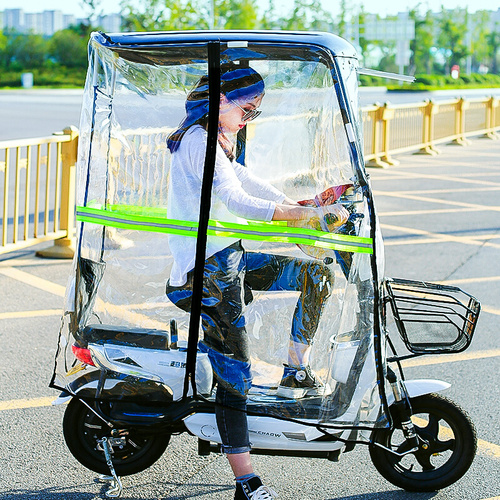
[95,30,358,59]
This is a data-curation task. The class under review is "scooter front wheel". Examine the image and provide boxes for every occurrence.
[369,393,477,491]
[63,398,171,476]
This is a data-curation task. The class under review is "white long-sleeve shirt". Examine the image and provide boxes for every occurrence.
[168,125,286,286]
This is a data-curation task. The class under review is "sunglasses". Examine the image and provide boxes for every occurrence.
[227,98,262,122]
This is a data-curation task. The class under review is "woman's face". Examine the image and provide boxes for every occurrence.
[219,94,263,134]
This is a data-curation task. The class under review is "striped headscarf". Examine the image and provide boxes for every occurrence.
[167,63,265,156]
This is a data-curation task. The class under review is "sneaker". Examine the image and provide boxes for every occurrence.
[276,364,330,399]
[234,476,278,500]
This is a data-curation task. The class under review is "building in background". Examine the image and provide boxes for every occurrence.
[96,13,122,33]
[2,8,25,32]
[0,8,122,35]
[345,12,415,73]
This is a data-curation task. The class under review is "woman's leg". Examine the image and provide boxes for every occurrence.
[216,384,252,467]
[244,252,333,397]
[166,243,254,456]
[244,252,333,363]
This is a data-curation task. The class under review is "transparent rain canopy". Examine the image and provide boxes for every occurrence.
[53,32,387,433]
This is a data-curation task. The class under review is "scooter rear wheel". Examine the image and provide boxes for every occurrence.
[369,393,477,491]
[63,398,170,476]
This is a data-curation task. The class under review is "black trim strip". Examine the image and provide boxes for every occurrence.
[330,57,392,428]
[183,42,221,399]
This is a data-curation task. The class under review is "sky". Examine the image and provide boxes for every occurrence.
[1,0,499,19]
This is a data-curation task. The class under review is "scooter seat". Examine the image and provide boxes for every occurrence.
[78,324,170,350]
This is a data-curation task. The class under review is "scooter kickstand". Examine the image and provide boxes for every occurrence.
[97,438,123,498]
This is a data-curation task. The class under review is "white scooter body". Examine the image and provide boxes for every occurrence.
[88,341,213,400]
[56,339,451,454]
[183,379,451,452]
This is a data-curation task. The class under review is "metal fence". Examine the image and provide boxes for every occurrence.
[1,96,499,257]
[0,126,78,257]
[363,96,499,167]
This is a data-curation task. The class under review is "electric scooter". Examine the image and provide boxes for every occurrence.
[51,29,481,498]
[54,276,480,498]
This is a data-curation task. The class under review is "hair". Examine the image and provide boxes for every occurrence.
[167,63,265,153]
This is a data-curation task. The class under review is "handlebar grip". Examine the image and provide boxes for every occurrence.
[324,213,339,225]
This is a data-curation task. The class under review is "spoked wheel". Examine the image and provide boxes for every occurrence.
[63,398,170,476]
[369,393,477,491]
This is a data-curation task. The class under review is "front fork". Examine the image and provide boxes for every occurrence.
[383,366,430,455]
[387,367,419,447]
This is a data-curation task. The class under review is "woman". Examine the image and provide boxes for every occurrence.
[166,63,348,500]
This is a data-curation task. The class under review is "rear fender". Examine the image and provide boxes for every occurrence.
[52,391,72,406]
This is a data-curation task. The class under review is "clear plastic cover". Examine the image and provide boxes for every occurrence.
[52,33,387,433]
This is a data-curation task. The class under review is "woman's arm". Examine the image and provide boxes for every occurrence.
[233,162,287,204]
[272,204,313,221]
[272,203,350,227]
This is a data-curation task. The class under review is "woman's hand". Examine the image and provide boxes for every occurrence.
[316,204,349,231]
[272,203,349,233]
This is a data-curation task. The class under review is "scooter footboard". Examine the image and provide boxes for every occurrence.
[184,413,349,452]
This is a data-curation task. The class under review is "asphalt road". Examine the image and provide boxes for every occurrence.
[0,138,499,499]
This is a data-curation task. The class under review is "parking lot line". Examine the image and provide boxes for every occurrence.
[374,170,500,189]
[375,186,500,196]
[401,349,500,368]
[0,396,54,411]
[0,309,61,320]
[381,223,500,250]
[0,267,66,297]
[443,276,500,285]
[380,207,479,217]
[481,305,500,316]
[375,189,500,212]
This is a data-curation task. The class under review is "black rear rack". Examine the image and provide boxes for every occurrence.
[384,278,480,354]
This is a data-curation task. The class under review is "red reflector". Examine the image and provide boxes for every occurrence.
[72,345,95,366]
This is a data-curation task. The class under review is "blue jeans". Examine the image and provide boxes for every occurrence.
[166,241,332,452]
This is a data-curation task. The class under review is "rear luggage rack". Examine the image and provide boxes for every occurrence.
[384,278,480,354]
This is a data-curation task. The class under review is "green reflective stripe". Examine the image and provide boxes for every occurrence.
[76,206,373,254]
[77,206,197,237]
[209,218,372,245]
[207,219,372,252]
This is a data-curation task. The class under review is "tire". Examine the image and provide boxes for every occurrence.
[369,393,477,492]
[63,398,170,476]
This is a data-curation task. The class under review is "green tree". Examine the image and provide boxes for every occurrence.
[337,0,348,38]
[8,33,47,69]
[281,0,333,31]
[409,7,434,75]
[122,0,342,33]
[437,7,469,74]
[49,29,88,68]
[260,0,279,30]
[122,0,165,31]
[355,6,369,57]
[486,25,500,74]
[469,11,491,72]
[282,1,308,30]
[122,0,207,31]
[218,0,259,29]
[81,0,103,25]
[0,31,7,68]
[377,46,398,73]
[122,0,261,32]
